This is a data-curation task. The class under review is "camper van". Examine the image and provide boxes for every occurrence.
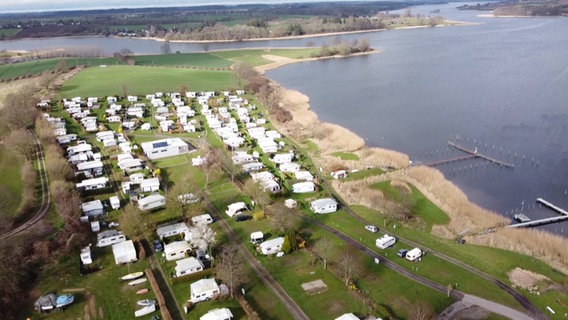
[405,248,422,262]
[376,234,396,249]
[250,231,264,244]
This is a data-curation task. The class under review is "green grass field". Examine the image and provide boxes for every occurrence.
[60,65,239,98]
[212,48,317,67]
[132,53,232,68]
[0,147,23,217]
[331,151,360,161]
[0,57,124,81]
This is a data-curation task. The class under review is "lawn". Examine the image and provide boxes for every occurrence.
[211,48,317,67]
[60,65,239,98]
[0,147,23,217]
[132,53,232,68]
[331,151,360,161]
[27,248,153,320]
[0,57,124,81]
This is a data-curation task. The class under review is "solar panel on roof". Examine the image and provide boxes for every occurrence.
[152,141,168,148]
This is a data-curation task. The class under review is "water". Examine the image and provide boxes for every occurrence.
[266,4,568,235]
[2,3,568,235]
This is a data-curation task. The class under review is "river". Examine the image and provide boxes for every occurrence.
[2,3,567,235]
[266,4,568,235]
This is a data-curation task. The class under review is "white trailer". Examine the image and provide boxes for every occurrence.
[376,234,396,249]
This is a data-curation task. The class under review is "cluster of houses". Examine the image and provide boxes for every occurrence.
[44,88,354,318]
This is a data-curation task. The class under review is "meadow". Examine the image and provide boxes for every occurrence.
[60,65,239,98]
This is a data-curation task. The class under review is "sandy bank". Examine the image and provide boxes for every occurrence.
[258,55,568,274]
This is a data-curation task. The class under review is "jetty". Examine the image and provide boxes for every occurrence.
[507,198,568,229]
[423,141,514,168]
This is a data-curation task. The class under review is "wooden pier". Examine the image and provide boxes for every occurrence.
[448,141,514,168]
[423,141,515,168]
[507,198,568,229]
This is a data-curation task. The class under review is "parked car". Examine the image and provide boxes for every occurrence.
[397,249,409,258]
[365,225,378,233]
[235,215,252,222]
[153,239,163,252]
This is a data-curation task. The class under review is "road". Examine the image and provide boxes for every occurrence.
[204,198,309,320]
[0,130,51,240]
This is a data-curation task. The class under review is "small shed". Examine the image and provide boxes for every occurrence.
[164,241,191,261]
[190,278,220,303]
[112,240,137,264]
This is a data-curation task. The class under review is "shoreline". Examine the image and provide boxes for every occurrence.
[257,55,568,274]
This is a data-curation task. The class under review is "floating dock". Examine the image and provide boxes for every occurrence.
[507,198,568,229]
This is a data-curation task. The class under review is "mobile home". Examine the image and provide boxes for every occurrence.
[225,202,248,217]
[190,278,220,303]
[259,237,285,255]
[76,177,109,191]
[140,138,190,160]
[164,241,191,261]
[97,230,126,247]
[174,257,204,277]
[292,182,316,194]
[112,240,137,264]
[156,222,191,241]
[376,234,396,249]
[310,198,338,214]
[81,200,104,217]
[137,194,166,211]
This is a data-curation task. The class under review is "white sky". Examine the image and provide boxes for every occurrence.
[0,0,361,13]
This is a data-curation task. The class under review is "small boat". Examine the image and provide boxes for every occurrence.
[134,304,156,317]
[128,277,148,286]
[514,213,531,223]
[55,294,75,308]
[120,271,144,281]
[137,299,156,306]
[136,288,149,295]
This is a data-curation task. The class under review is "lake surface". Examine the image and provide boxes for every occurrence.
[267,4,568,235]
[2,3,567,235]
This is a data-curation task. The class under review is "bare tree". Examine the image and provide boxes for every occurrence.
[166,173,204,219]
[408,301,435,320]
[121,84,130,99]
[338,247,360,286]
[267,202,297,235]
[1,92,39,130]
[160,42,172,55]
[190,224,216,255]
[119,204,146,240]
[216,243,248,298]
[4,129,36,161]
[314,237,333,270]
[120,48,133,57]
[199,145,222,193]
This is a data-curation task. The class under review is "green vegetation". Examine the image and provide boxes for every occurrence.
[212,48,318,67]
[0,148,23,216]
[331,151,360,161]
[131,52,232,68]
[60,65,238,98]
[0,57,124,81]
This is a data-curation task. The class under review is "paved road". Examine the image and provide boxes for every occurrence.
[0,130,51,240]
[204,199,309,320]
